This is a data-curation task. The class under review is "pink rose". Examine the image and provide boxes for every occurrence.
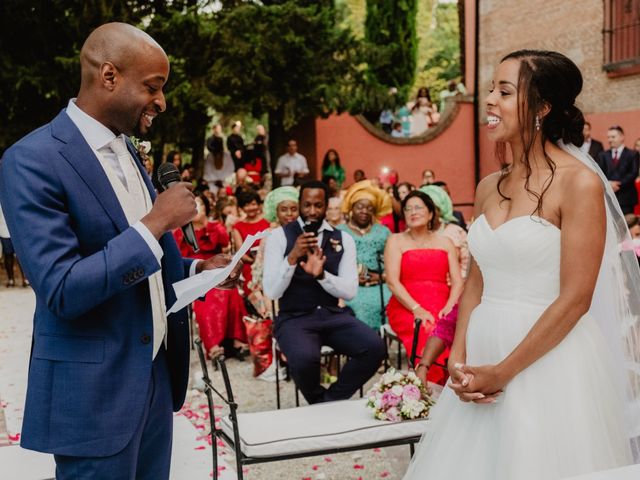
[382,390,401,408]
[402,384,421,401]
[386,407,400,422]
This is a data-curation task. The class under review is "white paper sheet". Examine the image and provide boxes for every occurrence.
[168,229,270,314]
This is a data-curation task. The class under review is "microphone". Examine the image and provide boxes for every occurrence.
[157,163,200,253]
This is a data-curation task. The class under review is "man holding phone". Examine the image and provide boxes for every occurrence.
[263,181,386,404]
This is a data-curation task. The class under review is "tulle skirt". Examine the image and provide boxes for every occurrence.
[403,299,632,479]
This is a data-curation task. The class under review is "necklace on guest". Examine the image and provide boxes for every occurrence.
[349,221,372,236]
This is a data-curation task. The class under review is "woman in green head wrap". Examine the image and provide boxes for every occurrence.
[247,186,299,381]
[262,186,299,225]
[419,185,469,278]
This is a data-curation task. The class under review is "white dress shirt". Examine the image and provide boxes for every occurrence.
[263,217,358,301]
[65,99,164,261]
[65,99,199,276]
[66,99,198,358]
[275,153,309,186]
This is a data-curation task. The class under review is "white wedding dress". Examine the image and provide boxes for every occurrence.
[403,213,633,479]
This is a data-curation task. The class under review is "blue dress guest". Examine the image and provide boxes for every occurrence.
[263,180,386,404]
[338,180,393,329]
[0,23,240,480]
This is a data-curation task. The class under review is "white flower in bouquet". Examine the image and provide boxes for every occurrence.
[366,368,435,422]
[391,385,404,397]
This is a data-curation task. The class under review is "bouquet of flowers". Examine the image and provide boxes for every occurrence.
[366,369,434,422]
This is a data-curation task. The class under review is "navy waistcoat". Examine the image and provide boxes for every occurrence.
[279,221,344,313]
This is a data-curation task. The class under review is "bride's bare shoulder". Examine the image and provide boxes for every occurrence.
[551,152,604,203]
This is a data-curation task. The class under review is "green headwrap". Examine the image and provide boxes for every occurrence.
[263,186,299,223]
[419,185,457,224]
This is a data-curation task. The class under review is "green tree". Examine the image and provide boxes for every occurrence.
[208,1,364,166]
[414,2,461,102]
[0,0,151,150]
[363,0,418,107]
[144,3,219,171]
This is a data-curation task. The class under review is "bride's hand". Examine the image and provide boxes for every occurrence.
[451,364,507,403]
[448,362,485,403]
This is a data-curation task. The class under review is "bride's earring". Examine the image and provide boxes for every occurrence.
[535,115,541,131]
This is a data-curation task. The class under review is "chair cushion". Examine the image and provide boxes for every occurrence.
[220,391,439,459]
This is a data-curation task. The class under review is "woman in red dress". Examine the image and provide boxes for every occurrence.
[384,190,463,377]
[232,190,270,293]
[173,193,247,359]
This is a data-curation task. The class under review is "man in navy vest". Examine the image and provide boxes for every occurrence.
[264,180,386,404]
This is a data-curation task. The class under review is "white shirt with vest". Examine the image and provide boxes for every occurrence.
[263,217,357,301]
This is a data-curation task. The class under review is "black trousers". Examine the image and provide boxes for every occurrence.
[274,307,386,404]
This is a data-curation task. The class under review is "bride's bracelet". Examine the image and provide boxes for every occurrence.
[415,363,430,371]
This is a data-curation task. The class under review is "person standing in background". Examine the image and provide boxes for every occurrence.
[227,120,245,171]
[275,138,309,186]
[596,125,639,214]
[580,121,603,160]
[321,149,346,190]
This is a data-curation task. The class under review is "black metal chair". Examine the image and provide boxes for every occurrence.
[376,252,406,370]
[195,337,429,480]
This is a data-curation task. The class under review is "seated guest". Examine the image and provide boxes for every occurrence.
[420,184,470,277]
[338,180,393,329]
[326,196,345,228]
[263,180,386,404]
[430,180,466,230]
[385,191,463,365]
[232,190,270,293]
[173,194,247,360]
[246,186,300,381]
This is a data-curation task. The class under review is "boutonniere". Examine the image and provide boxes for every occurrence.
[329,238,342,252]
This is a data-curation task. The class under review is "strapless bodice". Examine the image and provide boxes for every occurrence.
[468,214,561,308]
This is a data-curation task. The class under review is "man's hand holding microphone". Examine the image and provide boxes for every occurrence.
[140,163,241,288]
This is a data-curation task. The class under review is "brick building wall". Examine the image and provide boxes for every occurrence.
[478,0,640,115]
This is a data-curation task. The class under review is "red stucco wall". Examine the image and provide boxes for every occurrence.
[315,104,477,219]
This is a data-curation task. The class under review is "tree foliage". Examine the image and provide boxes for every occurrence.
[0,0,152,149]
[363,0,418,107]
[209,1,365,162]
[414,1,461,99]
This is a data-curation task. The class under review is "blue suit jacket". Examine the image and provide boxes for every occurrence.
[0,110,193,457]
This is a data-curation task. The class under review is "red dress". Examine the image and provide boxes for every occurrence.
[173,222,247,356]
[387,249,450,379]
[233,218,270,292]
[244,158,263,184]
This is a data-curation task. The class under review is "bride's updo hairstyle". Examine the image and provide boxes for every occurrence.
[496,50,586,214]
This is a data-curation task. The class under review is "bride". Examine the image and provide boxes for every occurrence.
[405,50,640,479]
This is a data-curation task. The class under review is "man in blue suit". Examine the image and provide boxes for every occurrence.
[0,23,238,479]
